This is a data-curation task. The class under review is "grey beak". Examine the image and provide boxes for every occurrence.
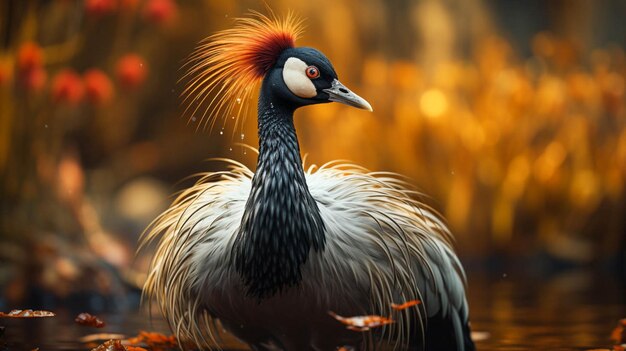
[323,79,373,112]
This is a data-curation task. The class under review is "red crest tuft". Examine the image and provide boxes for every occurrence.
[181,11,303,132]
[246,29,296,78]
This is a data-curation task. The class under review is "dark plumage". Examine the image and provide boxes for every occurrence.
[233,47,346,298]
[233,80,326,298]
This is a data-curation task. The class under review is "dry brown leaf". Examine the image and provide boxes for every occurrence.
[328,311,394,332]
[612,319,626,344]
[75,313,106,328]
[91,340,126,351]
[0,309,55,318]
[391,300,421,310]
[125,331,178,350]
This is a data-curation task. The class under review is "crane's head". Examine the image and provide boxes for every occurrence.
[182,11,372,130]
[267,47,372,111]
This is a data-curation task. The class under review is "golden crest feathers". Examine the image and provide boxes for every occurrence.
[181,11,304,132]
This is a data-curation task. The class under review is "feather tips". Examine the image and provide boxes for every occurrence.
[181,11,304,132]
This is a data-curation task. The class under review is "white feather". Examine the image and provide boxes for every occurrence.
[142,159,469,350]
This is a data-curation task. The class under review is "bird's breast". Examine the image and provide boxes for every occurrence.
[197,244,373,350]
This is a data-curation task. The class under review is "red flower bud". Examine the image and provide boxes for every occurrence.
[83,69,114,105]
[143,0,177,25]
[116,54,147,89]
[17,42,43,72]
[51,69,83,105]
[85,0,117,16]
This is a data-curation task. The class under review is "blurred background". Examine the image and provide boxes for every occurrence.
[0,0,625,349]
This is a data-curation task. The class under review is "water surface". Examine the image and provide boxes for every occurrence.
[1,270,624,350]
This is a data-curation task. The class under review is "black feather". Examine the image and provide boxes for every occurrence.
[232,75,326,299]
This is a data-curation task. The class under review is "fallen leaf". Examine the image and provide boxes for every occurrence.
[91,340,126,351]
[391,300,421,310]
[612,319,626,344]
[328,311,394,332]
[75,313,106,328]
[0,310,55,318]
[125,331,178,349]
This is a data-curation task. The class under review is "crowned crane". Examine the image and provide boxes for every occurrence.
[143,12,475,351]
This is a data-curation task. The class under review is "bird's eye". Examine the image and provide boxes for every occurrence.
[306,66,320,79]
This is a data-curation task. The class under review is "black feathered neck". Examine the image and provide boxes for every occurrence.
[233,76,326,299]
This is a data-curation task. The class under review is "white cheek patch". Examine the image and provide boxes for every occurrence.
[282,57,317,98]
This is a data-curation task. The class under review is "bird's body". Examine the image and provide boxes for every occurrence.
[144,12,475,351]
[145,160,470,350]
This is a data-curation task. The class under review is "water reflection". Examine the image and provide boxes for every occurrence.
[1,269,623,350]
[469,270,626,350]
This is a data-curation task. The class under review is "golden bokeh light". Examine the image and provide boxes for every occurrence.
[419,88,448,119]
